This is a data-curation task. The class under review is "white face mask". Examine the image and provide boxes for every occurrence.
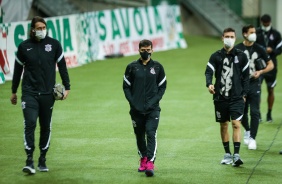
[247,33,257,42]
[35,30,47,40]
[261,25,271,32]
[223,38,235,49]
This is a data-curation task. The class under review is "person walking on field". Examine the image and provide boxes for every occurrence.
[123,39,167,177]
[256,14,282,122]
[235,24,274,150]
[10,16,71,174]
[205,28,249,167]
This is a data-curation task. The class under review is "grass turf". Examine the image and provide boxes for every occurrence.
[0,35,282,184]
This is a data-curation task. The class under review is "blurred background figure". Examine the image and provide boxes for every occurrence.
[256,14,282,123]
[235,24,273,150]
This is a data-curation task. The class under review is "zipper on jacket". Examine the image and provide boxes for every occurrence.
[143,65,146,111]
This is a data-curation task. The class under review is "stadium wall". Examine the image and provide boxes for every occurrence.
[0,4,187,84]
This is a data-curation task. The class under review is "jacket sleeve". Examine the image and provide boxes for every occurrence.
[11,60,24,93]
[205,54,216,87]
[273,31,282,57]
[123,64,133,104]
[241,53,250,96]
[56,42,70,90]
[156,64,167,100]
[150,64,167,105]
[260,46,271,62]
[11,48,24,93]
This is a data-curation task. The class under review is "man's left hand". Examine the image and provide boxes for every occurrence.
[253,70,262,79]
[63,90,70,100]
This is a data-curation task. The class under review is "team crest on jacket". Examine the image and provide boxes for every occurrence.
[150,67,156,74]
[45,44,52,52]
[270,34,274,40]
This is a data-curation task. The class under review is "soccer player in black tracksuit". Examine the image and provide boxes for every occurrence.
[205,28,249,167]
[235,25,274,150]
[256,14,282,122]
[123,39,167,177]
[10,16,70,174]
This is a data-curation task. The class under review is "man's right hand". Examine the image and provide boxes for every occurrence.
[208,85,215,94]
[10,93,17,105]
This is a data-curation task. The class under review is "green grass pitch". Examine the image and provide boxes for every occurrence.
[0,35,282,184]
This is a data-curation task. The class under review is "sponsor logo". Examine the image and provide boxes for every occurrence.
[21,101,26,109]
[132,120,137,127]
[216,111,221,119]
[234,56,239,63]
[27,48,33,51]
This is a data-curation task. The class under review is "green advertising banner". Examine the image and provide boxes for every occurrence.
[0,4,187,84]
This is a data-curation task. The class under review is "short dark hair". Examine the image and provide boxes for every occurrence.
[139,39,153,49]
[29,16,47,39]
[222,27,235,36]
[242,24,255,34]
[261,14,271,23]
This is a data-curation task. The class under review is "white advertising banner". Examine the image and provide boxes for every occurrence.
[0,5,187,84]
[1,0,33,23]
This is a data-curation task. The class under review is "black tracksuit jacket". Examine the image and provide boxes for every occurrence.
[12,36,70,95]
[123,59,167,114]
[205,48,250,100]
[235,42,271,84]
[256,27,282,71]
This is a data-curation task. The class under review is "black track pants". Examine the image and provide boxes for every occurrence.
[130,110,160,162]
[241,81,260,139]
[21,94,55,157]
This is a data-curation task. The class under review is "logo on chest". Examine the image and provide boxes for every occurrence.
[150,67,156,74]
[45,44,52,52]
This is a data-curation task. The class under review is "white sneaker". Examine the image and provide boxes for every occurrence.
[248,138,257,150]
[221,153,233,165]
[244,131,250,145]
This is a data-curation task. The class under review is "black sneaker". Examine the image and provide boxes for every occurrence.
[22,157,36,174]
[145,161,154,177]
[267,113,273,123]
[38,157,49,172]
[232,154,243,167]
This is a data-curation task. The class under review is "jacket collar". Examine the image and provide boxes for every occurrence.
[221,48,237,56]
[138,58,153,66]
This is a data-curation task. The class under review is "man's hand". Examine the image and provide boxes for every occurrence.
[266,47,273,54]
[63,90,70,100]
[253,70,262,79]
[208,85,215,94]
[243,96,246,102]
[10,93,17,105]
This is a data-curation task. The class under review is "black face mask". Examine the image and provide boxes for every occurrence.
[140,51,151,60]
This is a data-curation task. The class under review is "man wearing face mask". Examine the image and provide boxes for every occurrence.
[123,39,167,177]
[235,25,274,150]
[10,16,70,174]
[256,14,282,122]
[205,28,249,166]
